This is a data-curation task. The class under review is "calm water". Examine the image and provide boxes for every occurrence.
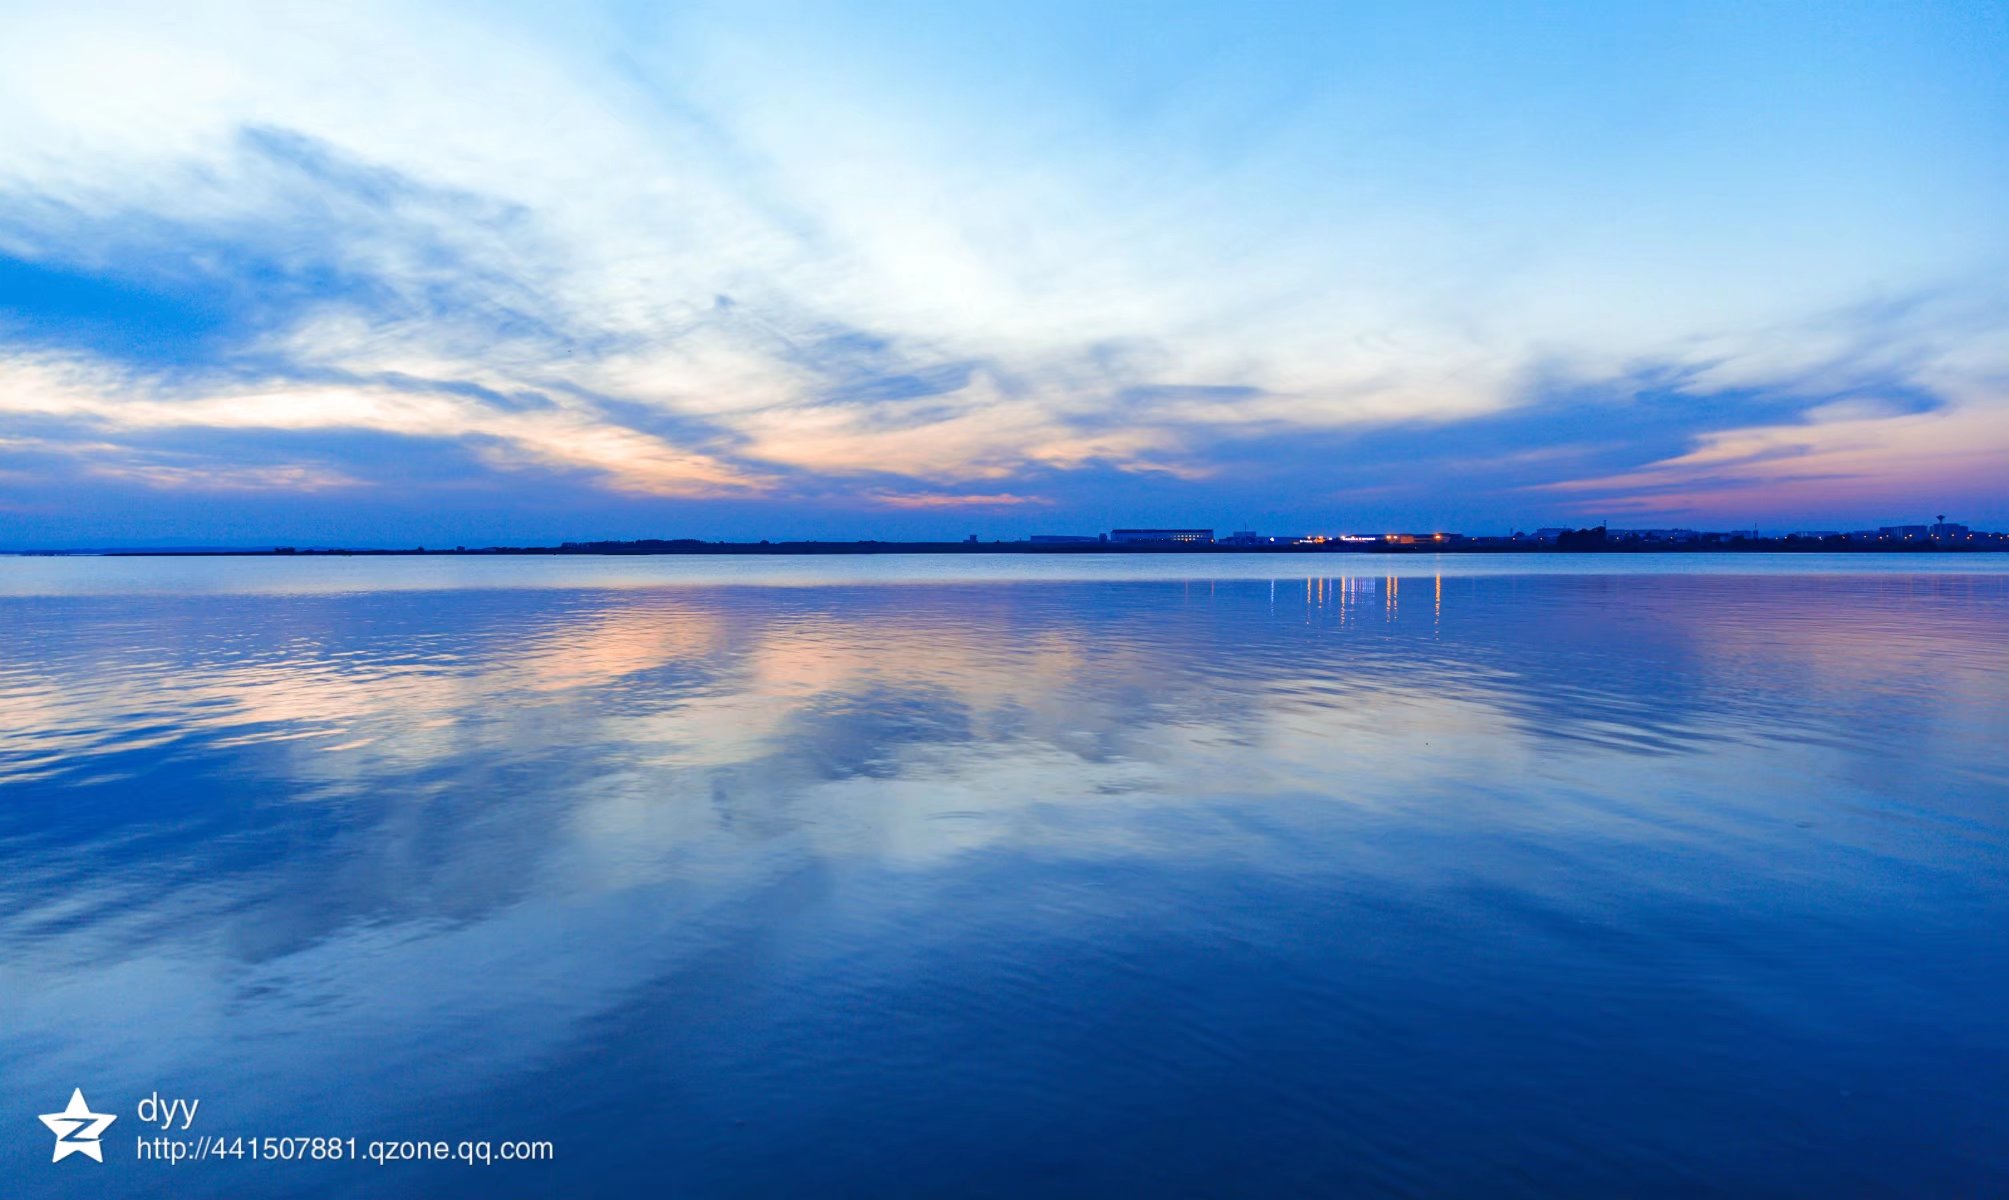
[4,556,2007,1197]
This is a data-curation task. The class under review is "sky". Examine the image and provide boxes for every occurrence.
[1,0,2006,547]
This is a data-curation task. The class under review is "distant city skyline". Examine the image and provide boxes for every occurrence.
[16,516,2004,556]
[3,2,2007,548]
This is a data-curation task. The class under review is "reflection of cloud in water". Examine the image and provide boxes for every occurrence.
[3,572,2007,1173]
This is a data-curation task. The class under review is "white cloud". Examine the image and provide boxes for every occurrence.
[0,0,2004,518]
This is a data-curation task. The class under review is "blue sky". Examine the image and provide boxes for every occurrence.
[1,0,2005,546]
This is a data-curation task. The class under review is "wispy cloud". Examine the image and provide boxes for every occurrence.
[0,1,2004,544]
[867,490,1050,510]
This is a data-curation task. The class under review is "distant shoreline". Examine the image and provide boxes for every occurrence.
[22,540,2006,557]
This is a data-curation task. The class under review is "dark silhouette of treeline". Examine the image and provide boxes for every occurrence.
[78,527,2006,557]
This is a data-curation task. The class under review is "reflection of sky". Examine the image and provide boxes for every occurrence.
[2,4,2007,544]
[3,567,2007,1195]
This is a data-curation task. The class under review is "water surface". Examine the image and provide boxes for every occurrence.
[4,557,2006,1196]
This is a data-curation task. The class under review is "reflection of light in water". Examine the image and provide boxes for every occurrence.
[3,576,2006,922]
[3,570,2008,1171]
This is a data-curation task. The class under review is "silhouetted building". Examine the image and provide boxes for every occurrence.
[1611,528,1701,543]
[1029,534,1102,543]
[1109,529,1213,544]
